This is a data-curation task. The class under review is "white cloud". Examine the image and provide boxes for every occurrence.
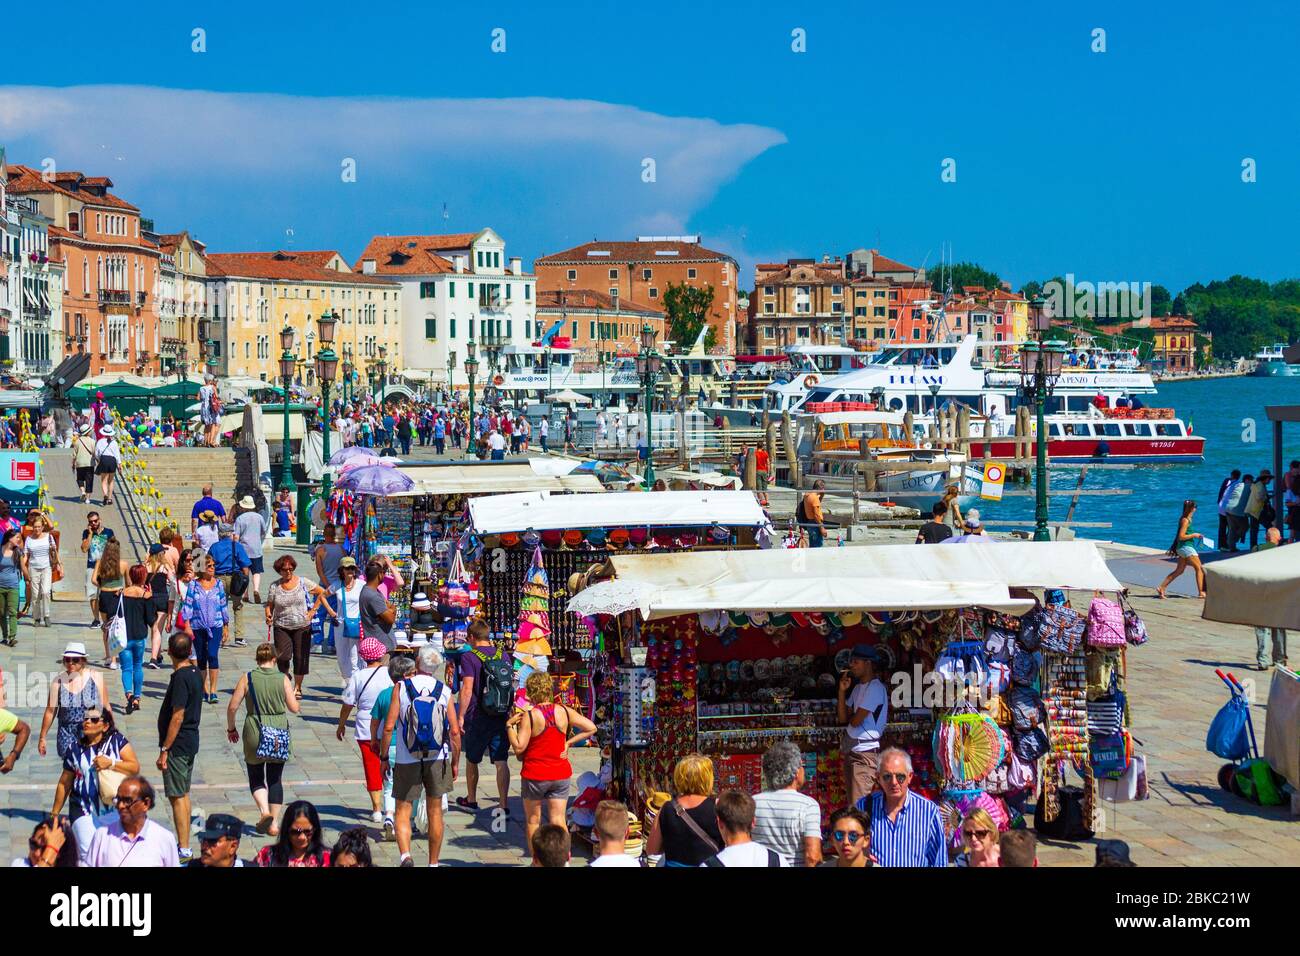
[0,85,784,257]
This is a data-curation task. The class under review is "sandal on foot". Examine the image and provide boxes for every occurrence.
[455,797,480,811]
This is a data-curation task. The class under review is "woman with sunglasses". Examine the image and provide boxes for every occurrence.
[828,807,871,867]
[51,707,139,865]
[954,808,1001,867]
[254,799,331,867]
[11,818,77,868]
[38,642,111,760]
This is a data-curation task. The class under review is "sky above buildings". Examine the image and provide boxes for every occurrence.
[2,0,1294,292]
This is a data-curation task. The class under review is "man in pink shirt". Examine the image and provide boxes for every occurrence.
[86,775,180,867]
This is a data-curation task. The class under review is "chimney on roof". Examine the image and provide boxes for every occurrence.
[361,259,376,275]
[510,256,522,275]
[455,255,466,274]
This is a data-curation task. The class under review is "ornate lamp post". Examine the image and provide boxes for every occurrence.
[277,324,297,493]
[316,310,339,499]
[376,344,388,405]
[446,350,456,404]
[1019,298,1068,542]
[635,323,663,485]
[341,344,354,406]
[464,341,479,458]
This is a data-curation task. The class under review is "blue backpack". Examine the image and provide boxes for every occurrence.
[402,678,449,759]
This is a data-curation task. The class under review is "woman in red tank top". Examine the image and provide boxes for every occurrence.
[507,672,597,856]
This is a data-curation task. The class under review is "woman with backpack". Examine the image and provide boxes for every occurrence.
[227,642,300,836]
[506,671,598,855]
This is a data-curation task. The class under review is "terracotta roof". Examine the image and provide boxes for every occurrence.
[535,289,662,315]
[352,236,472,275]
[1149,315,1198,330]
[866,250,918,273]
[5,164,139,211]
[205,252,398,285]
[535,239,736,265]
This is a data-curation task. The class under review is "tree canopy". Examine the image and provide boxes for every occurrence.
[661,282,717,351]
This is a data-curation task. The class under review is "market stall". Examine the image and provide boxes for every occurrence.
[566,540,1150,854]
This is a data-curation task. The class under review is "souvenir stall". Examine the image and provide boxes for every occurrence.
[567,541,1148,852]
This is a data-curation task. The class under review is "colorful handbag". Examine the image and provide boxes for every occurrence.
[1009,686,1046,731]
[247,672,291,762]
[1086,671,1126,736]
[1085,597,1126,648]
[1016,607,1044,651]
[1089,731,1131,775]
[1011,651,1041,687]
[1121,596,1149,646]
[1037,605,1087,654]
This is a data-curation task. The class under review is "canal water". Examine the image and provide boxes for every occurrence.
[982,376,1300,549]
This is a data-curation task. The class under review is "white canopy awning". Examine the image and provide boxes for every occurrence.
[567,541,1122,620]
[1202,546,1300,631]
[387,462,604,497]
[469,489,767,534]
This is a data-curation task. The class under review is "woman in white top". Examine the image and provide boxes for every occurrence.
[21,513,60,627]
[92,425,122,506]
[334,559,366,682]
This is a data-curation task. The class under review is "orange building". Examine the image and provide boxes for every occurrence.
[534,236,738,353]
[1149,315,1208,370]
[534,289,664,361]
[6,165,161,375]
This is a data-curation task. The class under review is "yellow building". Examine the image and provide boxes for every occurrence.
[204,251,402,384]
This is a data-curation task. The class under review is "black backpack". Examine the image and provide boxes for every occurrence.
[472,646,514,718]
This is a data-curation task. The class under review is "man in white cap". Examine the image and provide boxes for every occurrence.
[232,494,267,603]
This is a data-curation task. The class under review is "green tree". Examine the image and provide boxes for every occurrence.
[661,282,717,351]
[1149,284,1172,317]
[931,261,1001,297]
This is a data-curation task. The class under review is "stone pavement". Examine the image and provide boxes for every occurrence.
[0,541,597,867]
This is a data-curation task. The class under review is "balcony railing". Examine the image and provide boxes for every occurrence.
[98,289,131,305]
[136,292,147,306]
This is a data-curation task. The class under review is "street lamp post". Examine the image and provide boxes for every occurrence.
[316,310,339,499]
[277,324,297,493]
[341,345,354,407]
[635,323,663,485]
[377,344,388,405]
[464,341,479,458]
[446,350,456,404]
[1020,298,1067,542]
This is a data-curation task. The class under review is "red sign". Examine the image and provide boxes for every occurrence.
[10,460,36,482]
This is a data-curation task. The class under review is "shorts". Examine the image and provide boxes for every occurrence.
[843,740,880,807]
[194,626,223,670]
[94,457,118,475]
[85,573,99,599]
[359,740,384,791]
[393,759,453,803]
[1175,544,1198,559]
[98,590,122,616]
[521,777,570,801]
[76,466,94,492]
[248,555,265,575]
[463,715,510,764]
[163,751,195,798]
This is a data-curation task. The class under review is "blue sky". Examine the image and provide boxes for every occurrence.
[3,0,1296,293]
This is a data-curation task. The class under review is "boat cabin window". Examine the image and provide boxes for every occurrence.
[1061,423,1091,437]
[1049,423,1064,437]
[1124,423,1152,437]
[869,346,957,366]
[1096,423,1123,437]
[1155,422,1184,437]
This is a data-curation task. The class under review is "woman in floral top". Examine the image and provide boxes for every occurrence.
[180,553,231,704]
[255,800,330,867]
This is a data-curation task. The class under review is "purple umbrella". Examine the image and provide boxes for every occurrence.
[330,445,382,467]
[336,464,415,495]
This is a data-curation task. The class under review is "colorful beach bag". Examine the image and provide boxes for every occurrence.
[1036,605,1087,654]
[1085,597,1126,648]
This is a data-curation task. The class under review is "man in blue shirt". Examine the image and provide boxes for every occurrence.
[207,527,251,647]
[857,747,947,867]
[190,485,226,536]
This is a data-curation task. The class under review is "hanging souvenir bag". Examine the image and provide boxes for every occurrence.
[1037,605,1086,654]
[1086,671,1126,736]
[1013,725,1049,761]
[984,626,1016,663]
[1016,606,1044,651]
[1085,596,1126,648]
[1089,731,1131,775]
[1011,650,1041,687]
[1120,594,1149,646]
[1009,686,1045,731]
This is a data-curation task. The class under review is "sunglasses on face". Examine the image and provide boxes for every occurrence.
[880,772,910,784]
[112,795,145,807]
[63,658,85,665]
[964,829,991,840]
[82,716,104,724]
[289,826,314,836]
[832,829,864,844]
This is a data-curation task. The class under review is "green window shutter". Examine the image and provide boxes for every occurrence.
[525,285,531,301]
[449,281,455,298]
[590,321,596,339]
[425,318,437,339]
[450,318,456,338]
[468,282,475,297]
[506,319,512,337]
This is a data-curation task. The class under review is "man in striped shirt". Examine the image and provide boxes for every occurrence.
[858,747,947,867]
[752,741,823,866]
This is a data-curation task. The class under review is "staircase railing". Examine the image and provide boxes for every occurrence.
[107,412,158,562]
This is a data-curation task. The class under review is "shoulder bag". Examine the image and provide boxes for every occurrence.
[107,598,129,655]
[669,799,720,855]
[95,738,129,812]
[247,671,291,762]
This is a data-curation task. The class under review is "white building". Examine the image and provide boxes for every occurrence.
[1,151,63,376]
[354,229,537,387]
